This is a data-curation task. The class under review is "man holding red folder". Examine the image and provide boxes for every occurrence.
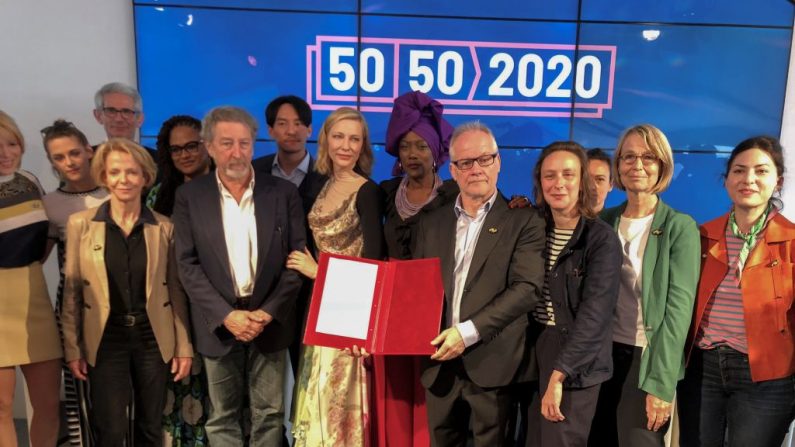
[413,121,545,447]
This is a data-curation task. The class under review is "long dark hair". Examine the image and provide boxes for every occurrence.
[153,115,204,216]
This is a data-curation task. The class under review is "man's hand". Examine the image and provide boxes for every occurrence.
[68,359,88,381]
[224,310,265,342]
[171,357,193,382]
[541,370,566,422]
[430,327,466,361]
[645,393,672,432]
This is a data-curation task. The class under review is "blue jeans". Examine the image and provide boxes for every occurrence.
[203,344,286,447]
[678,346,795,447]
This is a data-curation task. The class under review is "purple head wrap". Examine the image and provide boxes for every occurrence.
[385,91,453,176]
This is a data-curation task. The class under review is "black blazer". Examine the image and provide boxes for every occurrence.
[413,194,546,388]
[172,172,306,357]
[542,216,621,388]
[380,177,459,260]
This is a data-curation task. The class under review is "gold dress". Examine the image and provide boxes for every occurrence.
[293,180,370,447]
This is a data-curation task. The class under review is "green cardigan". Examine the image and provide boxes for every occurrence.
[601,199,700,402]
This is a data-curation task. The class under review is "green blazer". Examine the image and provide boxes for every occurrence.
[601,199,700,402]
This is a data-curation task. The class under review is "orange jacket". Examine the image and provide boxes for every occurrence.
[685,212,795,382]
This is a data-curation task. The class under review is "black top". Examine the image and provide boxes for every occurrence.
[380,177,459,260]
[542,215,622,388]
[94,202,155,315]
[355,179,387,260]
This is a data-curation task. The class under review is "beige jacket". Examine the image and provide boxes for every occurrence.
[61,205,193,366]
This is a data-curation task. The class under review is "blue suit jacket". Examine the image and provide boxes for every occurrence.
[172,171,306,357]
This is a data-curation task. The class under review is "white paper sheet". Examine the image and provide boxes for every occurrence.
[315,257,379,339]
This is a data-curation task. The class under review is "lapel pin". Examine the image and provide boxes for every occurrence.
[488,227,498,234]
[93,244,102,251]
[652,228,663,236]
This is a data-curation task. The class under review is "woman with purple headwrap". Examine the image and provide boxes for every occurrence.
[373,91,458,447]
[380,91,458,260]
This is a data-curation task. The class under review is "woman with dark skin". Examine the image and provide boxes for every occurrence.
[376,91,457,446]
[147,115,212,446]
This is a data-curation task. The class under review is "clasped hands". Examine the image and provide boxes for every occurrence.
[223,309,273,343]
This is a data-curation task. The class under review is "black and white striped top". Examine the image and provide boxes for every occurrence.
[532,227,575,326]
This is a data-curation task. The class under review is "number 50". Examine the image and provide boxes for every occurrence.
[329,47,385,93]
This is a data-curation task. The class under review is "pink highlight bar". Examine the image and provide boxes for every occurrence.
[307,35,617,118]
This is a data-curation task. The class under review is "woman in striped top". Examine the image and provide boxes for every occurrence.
[526,142,622,447]
[0,110,63,446]
[679,136,795,446]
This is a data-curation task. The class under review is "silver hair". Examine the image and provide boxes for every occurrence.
[449,121,498,159]
[201,106,259,142]
[93,82,143,111]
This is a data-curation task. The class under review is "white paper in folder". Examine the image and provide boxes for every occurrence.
[314,257,378,339]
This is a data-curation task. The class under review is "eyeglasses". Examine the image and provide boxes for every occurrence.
[101,107,139,119]
[169,141,202,156]
[450,153,499,170]
[619,153,659,166]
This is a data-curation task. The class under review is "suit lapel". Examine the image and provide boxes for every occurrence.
[89,220,110,302]
[254,180,275,279]
[438,206,457,304]
[641,201,666,314]
[201,177,235,287]
[143,222,160,302]
[463,197,507,291]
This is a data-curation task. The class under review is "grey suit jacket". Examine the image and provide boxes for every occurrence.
[414,194,546,388]
[172,172,306,357]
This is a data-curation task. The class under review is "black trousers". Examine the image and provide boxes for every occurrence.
[526,324,600,447]
[88,321,169,447]
[589,342,667,447]
[425,359,515,447]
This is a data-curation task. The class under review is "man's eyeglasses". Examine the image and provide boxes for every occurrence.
[169,141,202,156]
[618,153,659,166]
[450,153,499,171]
[101,107,139,119]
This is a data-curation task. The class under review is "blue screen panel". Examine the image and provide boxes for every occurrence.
[135,6,357,139]
[346,15,584,148]
[133,0,355,12]
[361,0,578,21]
[581,0,794,27]
[571,23,791,151]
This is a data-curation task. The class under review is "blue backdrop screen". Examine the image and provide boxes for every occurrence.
[134,1,793,223]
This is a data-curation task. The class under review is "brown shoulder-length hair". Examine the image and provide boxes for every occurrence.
[91,138,157,189]
[533,141,597,220]
[315,107,373,177]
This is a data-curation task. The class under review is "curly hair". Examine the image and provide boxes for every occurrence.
[152,115,203,216]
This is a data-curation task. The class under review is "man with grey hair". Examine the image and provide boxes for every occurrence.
[92,82,156,161]
[172,106,306,446]
[413,121,545,446]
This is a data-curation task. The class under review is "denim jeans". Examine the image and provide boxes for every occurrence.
[678,346,795,447]
[203,344,286,447]
[88,321,168,447]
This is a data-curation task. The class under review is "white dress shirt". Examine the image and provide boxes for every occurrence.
[216,169,258,297]
[451,192,498,347]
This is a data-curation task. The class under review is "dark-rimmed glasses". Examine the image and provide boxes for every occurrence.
[450,153,499,170]
[101,107,139,119]
[618,153,659,166]
[169,141,202,156]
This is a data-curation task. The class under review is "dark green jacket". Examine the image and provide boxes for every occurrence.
[601,199,700,401]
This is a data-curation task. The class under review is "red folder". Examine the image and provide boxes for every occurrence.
[303,252,444,355]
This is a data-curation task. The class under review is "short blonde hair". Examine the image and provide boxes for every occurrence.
[613,124,674,194]
[315,107,373,176]
[0,110,25,153]
[92,138,157,189]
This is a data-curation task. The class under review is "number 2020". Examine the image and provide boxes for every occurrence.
[488,52,602,99]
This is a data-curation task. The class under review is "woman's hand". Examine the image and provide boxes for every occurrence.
[171,357,193,382]
[541,370,566,422]
[286,247,318,279]
[343,345,371,359]
[68,359,88,381]
[645,393,672,432]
